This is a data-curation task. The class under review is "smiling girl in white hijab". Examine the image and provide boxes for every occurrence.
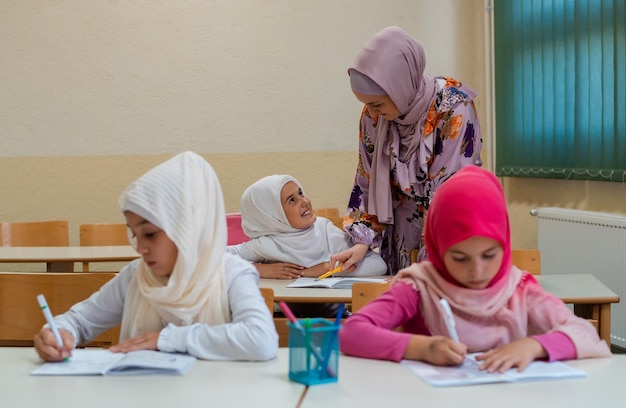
[227,174,386,280]
[34,151,278,362]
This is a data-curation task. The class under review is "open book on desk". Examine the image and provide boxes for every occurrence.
[286,277,387,289]
[401,353,587,387]
[31,349,197,376]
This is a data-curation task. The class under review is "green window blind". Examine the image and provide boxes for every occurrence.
[494,0,626,182]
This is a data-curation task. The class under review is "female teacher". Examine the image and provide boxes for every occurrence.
[332,26,483,275]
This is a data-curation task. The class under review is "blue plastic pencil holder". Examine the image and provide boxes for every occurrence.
[288,317,340,385]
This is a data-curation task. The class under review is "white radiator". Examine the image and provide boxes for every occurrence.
[532,207,626,348]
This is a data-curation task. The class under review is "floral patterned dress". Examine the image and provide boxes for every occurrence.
[344,77,483,274]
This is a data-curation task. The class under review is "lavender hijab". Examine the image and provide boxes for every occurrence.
[349,27,436,224]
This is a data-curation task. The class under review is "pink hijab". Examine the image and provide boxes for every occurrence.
[349,26,437,223]
[424,166,512,288]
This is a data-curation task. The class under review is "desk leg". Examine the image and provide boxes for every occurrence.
[46,261,74,272]
[574,304,610,346]
[598,304,612,346]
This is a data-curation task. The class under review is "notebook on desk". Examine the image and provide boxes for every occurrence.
[31,349,197,376]
[401,353,587,387]
[286,277,387,289]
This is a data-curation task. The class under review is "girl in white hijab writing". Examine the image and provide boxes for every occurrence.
[227,174,387,279]
[34,151,278,362]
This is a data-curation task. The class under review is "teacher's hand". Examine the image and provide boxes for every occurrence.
[331,243,369,273]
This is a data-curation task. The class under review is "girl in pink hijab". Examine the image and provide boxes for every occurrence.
[332,26,483,275]
[340,166,611,373]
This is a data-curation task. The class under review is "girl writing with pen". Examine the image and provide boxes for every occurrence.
[34,151,278,362]
[340,166,611,373]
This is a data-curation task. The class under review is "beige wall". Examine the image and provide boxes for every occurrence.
[1,0,623,254]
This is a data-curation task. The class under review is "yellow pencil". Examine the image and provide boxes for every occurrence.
[316,264,342,281]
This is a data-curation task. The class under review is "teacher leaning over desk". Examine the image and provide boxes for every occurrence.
[331,26,483,275]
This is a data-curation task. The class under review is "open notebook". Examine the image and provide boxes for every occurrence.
[286,277,387,289]
[31,349,197,376]
[401,353,587,387]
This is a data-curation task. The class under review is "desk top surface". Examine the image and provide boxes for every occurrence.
[4,347,624,408]
[536,273,620,303]
[303,354,626,408]
[261,273,619,304]
[259,278,352,303]
[0,246,140,262]
[2,348,303,408]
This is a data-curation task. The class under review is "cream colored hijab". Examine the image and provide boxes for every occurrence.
[118,151,230,340]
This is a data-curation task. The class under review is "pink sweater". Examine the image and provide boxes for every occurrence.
[340,277,608,362]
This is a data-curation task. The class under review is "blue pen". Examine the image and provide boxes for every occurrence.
[320,303,344,377]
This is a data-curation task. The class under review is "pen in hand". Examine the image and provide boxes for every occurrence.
[439,298,460,343]
[37,294,69,360]
[316,261,342,281]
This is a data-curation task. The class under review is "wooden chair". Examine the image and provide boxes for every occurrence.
[79,223,128,247]
[351,281,391,313]
[0,220,71,272]
[314,208,343,229]
[512,249,541,275]
[79,223,129,272]
[0,272,120,347]
[259,287,275,314]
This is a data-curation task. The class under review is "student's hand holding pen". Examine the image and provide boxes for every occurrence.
[330,243,369,273]
[33,327,75,362]
[403,334,467,366]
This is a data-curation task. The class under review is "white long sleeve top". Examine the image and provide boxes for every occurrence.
[53,253,278,361]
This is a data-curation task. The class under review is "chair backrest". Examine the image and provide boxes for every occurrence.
[351,281,391,313]
[259,287,275,313]
[0,272,120,347]
[0,220,69,247]
[314,208,344,229]
[512,249,541,275]
[79,223,128,246]
[226,213,250,246]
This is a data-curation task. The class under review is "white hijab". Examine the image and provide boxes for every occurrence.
[118,151,230,341]
[240,175,349,267]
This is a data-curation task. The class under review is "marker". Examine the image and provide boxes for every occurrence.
[279,301,305,330]
[37,294,67,359]
[439,298,460,343]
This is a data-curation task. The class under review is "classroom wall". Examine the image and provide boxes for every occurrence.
[2,0,623,255]
[0,0,487,245]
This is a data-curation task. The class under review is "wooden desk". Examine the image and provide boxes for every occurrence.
[3,348,623,408]
[261,274,619,346]
[536,274,620,345]
[2,348,304,408]
[0,246,140,272]
[259,278,351,303]
[302,354,626,408]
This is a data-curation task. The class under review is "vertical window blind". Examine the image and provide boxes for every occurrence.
[494,0,626,182]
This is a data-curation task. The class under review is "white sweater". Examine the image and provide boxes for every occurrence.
[54,253,278,361]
